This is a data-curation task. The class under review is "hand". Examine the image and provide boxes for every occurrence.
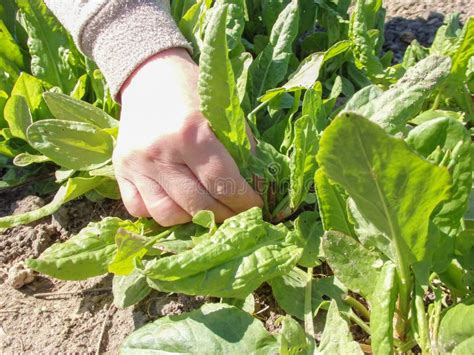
[113,48,262,226]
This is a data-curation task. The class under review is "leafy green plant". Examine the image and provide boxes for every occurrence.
[1,0,473,353]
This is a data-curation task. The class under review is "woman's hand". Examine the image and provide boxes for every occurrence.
[114,48,262,226]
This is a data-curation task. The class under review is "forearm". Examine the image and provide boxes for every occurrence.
[44,0,191,97]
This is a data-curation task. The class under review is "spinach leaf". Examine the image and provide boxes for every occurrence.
[144,210,301,298]
[315,169,355,237]
[269,267,347,320]
[26,217,140,280]
[406,117,471,237]
[317,300,363,355]
[43,92,118,128]
[121,303,278,353]
[289,115,319,209]
[27,119,114,171]
[4,95,32,140]
[113,270,151,309]
[318,112,451,266]
[369,262,398,355]
[16,0,79,93]
[322,231,382,298]
[249,0,299,102]
[438,303,474,354]
[343,56,451,134]
[198,3,251,176]
[0,176,106,228]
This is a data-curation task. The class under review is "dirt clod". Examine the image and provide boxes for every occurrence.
[6,262,35,289]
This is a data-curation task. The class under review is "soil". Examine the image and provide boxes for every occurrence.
[383,0,474,62]
[1,1,472,353]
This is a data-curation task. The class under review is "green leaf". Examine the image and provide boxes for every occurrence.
[43,92,118,128]
[370,262,397,355]
[438,303,474,354]
[260,40,351,101]
[16,0,78,92]
[261,0,290,33]
[108,228,174,276]
[347,198,395,261]
[455,228,474,271]
[70,74,88,100]
[406,117,471,236]
[4,95,32,140]
[0,90,8,128]
[249,0,299,102]
[26,217,140,280]
[318,113,451,265]
[220,0,245,52]
[302,83,324,132]
[121,303,278,353]
[450,18,474,84]
[314,169,354,236]
[27,119,114,170]
[410,109,464,125]
[113,270,151,309]
[322,231,381,298]
[108,229,153,276]
[269,267,347,320]
[289,115,319,209]
[223,293,255,314]
[198,4,251,174]
[279,315,308,355]
[144,207,267,281]
[0,0,18,37]
[144,209,302,298]
[171,0,196,22]
[13,152,49,166]
[0,20,26,75]
[0,176,105,228]
[231,51,253,106]
[343,56,451,134]
[317,300,363,355]
[293,211,323,267]
[342,84,384,112]
[402,40,429,68]
[178,1,209,56]
[430,13,462,56]
[349,0,384,79]
[192,210,216,233]
[10,72,49,119]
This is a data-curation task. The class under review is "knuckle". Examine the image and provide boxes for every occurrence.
[112,146,140,168]
[122,199,146,218]
[149,200,191,226]
[180,113,214,147]
[153,216,176,227]
[200,162,237,198]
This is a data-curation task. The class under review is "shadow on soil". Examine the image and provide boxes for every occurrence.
[383,11,446,62]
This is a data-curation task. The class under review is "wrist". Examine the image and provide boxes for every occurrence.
[120,48,196,99]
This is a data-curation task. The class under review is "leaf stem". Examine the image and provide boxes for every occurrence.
[432,90,441,110]
[348,311,371,335]
[304,267,315,338]
[414,283,430,354]
[343,295,371,320]
[144,227,177,250]
[428,284,442,355]
[397,338,418,353]
[271,194,292,222]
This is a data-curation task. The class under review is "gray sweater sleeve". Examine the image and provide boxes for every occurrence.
[44,0,191,97]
